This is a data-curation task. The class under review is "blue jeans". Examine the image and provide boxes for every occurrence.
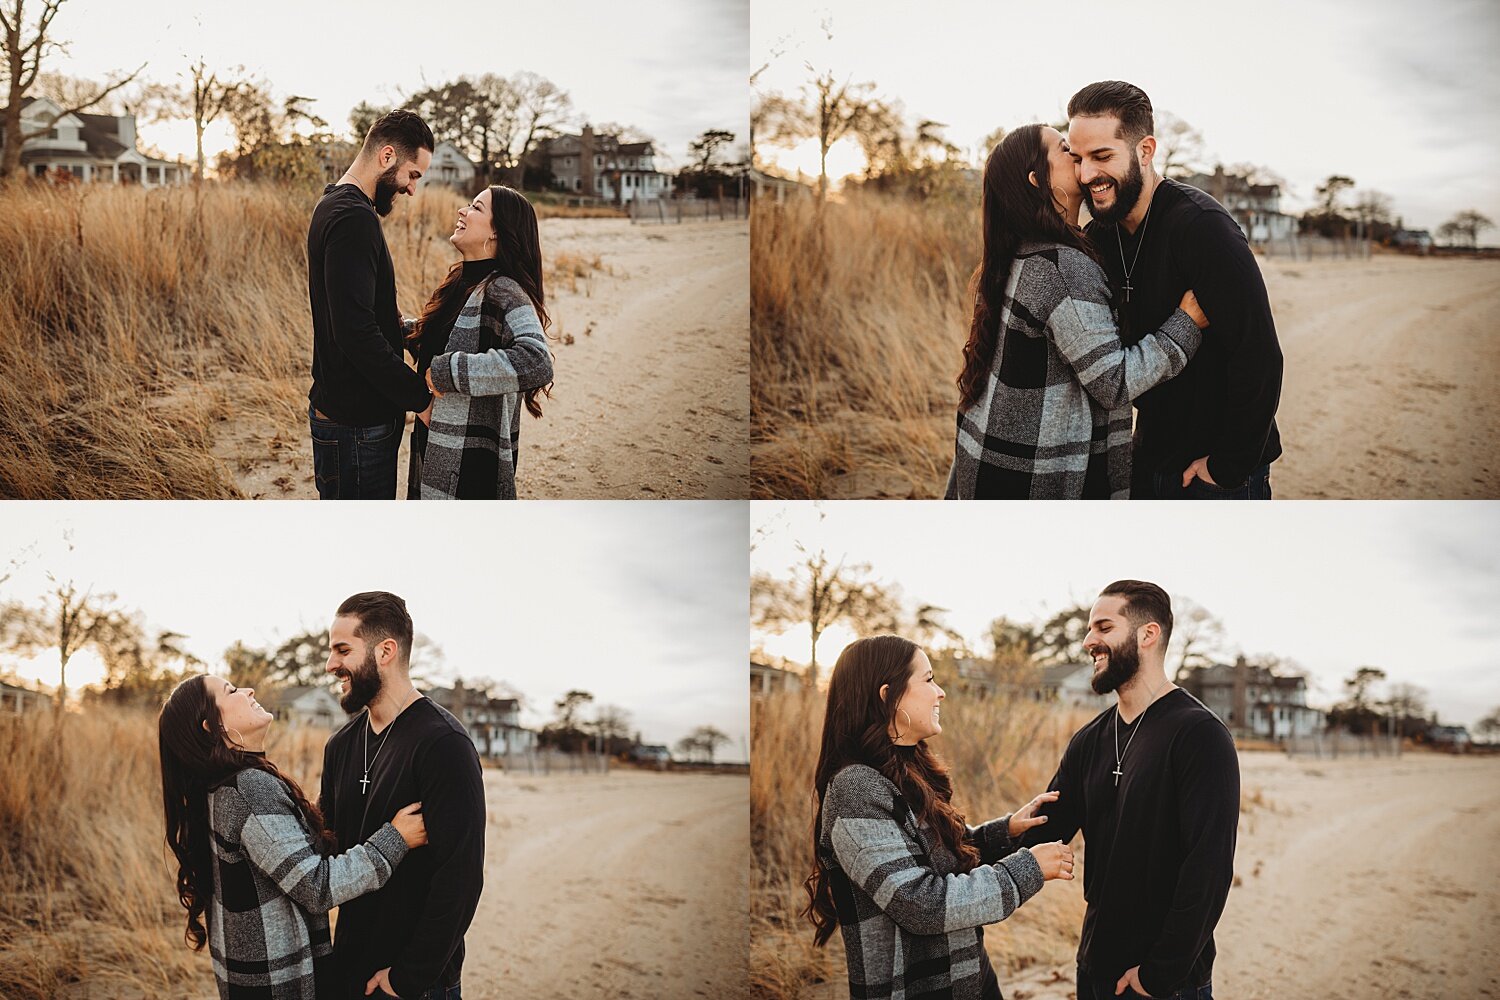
[1147,463,1272,500]
[309,404,402,500]
[1077,968,1212,1000]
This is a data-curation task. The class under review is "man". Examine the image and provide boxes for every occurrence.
[308,110,436,499]
[320,592,485,999]
[1068,81,1283,499]
[1020,581,1238,999]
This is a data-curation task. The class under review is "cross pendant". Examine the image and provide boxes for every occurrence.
[1112,766,1123,786]
[360,774,371,795]
[1122,279,1133,303]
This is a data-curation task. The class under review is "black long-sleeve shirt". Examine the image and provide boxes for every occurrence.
[1019,689,1239,997]
[320,697,485,999]
[1088,179,1283,491]
[308,183,432,425]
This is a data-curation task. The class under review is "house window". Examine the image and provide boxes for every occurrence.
[594,155,602,167]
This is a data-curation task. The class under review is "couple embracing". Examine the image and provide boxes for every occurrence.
[307,110,555,500]
[808,580,1239,1000]
[947,81,1283,500]
[158,592,485,999]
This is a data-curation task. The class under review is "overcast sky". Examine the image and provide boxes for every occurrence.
[40,0,748,170]
[752,501,1500,731]
[753,0,1500,233]
[2,502,750,762]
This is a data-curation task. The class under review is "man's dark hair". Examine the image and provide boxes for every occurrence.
[1068,81,1154,145]
[337,591,414,664]
[1099,579,1173,645]
[360,109,435,161]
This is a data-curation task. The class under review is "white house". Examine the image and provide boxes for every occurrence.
[1,97,189,186]
[1180,166,1297,244]
[419,140,477,192]
[0,679,48,714]
[1039,663,1112,711]
[258,685,343,728]
[539,125,673,204]
[426,679,537,757]
[750,659,803,696]
[1180,657,1325,741]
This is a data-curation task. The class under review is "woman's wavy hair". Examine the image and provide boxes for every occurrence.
[409,185,553,418]
[802,634,980,947]
[957,124,1104,410]
[158,675,334,952]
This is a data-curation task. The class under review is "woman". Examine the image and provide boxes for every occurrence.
[406,184,555,499]
[159,675,427,1000]
[946,125,1209,499]
[805,634,1075,1000]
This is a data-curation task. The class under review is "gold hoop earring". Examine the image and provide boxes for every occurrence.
[227,726,246,748]
[892,708,913,744]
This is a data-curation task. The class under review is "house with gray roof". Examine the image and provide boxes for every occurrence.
[2,97,189,186]
[537,125,673,204]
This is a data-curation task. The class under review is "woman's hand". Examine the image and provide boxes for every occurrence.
[425,369,444,398]
[1179,290,1209,329]
[391,802,427,849]
[1008,790,1059,837]
[1029,840,1075,881]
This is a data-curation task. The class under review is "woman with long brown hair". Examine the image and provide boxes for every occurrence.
[158,675,427,999]
[406,184,555,499]
[946,124,1210,499]
[806,634,1074,1000]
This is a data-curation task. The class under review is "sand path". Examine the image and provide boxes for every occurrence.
[226,218,748,499]
[1264,256,1500,499]
[463,770,749,999]
[998,752,1500,1000]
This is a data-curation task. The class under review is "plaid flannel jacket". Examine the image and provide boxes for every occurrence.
[819,764,1045,1000]
[417,276,554,499]
[945,243,1201,499]
[206,768,408,1000]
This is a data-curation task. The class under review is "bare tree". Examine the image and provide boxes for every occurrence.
[180,60,244,181]
[751,544,899,687]
[756,67,887,202]
[1169,598,1229,681]
[1154,111,1207,179]
[1438,209,1494,249]
[1,0,144,180]
[688,128,736,173]
[507,70,571,177]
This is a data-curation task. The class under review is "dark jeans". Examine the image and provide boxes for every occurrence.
[1077,967,1211,1000]
[1143,463,1272,500]
[370,985,459,1000]
[309,404,402,500]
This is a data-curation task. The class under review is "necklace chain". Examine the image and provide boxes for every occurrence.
[361,687,419,795]
[1112,677,1170,786]
[1114,188,1155,303]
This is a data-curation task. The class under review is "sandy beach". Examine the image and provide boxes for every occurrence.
[994,751,1500,1000]
[464,769,749,1000]
[1265,256,1500,499]
[226,217,749,499]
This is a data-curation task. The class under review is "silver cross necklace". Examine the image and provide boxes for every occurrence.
[361,687,420,795]
[1112,678,1171,786]
[1115,192,1155,304]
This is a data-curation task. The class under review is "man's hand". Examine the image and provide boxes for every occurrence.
[364,967,397,997]
[1008,790,1059,837]
[424,368,444,398]
[1181,455,1216,488]
[417,400,434,427]
[1114,965,1154,997]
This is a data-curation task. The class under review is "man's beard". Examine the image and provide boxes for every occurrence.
[373,162,402,217]
[1088,631,1142,694]
[1084,149,1145,226]
[338,647,384,713]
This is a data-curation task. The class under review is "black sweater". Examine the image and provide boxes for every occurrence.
[1019,689,1239,997]
[319,697,485,999]
[1088,179,1283,490]
[307,183,432,425]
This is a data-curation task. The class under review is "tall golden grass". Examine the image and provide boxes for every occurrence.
[750,194,979,498]
[0,706,328,998]
[750,685,1093,999]
[0,181,602,498]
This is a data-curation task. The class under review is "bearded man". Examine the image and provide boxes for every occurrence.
[1019,580,1239,1000]
[320,591,484,999]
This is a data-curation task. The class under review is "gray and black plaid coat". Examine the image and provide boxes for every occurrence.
[416,276,554,499]
[945,243,1201,499]
[206,767,408,1000]
[818,764,1045,1000]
